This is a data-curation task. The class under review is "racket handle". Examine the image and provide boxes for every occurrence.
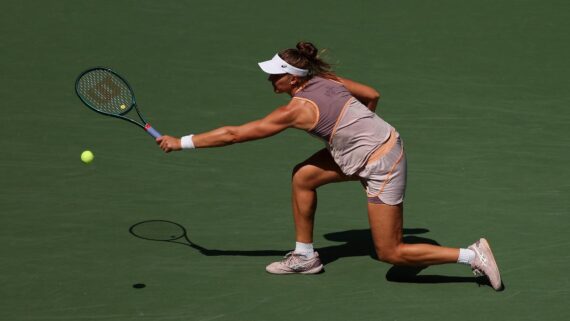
[144,124,162,139]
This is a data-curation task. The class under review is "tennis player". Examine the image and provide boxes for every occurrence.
[157,42,502,290]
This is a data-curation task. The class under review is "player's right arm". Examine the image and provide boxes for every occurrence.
[156,99,317,152]
[193,100,315,147]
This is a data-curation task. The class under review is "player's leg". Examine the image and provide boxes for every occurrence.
[291,148,355,243]
[266,148,355,274]
[367,202,459,266]
[368,203,503,289]
[363,134,458,265]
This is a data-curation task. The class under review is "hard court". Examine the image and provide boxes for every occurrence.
[1,1,569,320]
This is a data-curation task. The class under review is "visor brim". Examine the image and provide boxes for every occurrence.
[258,60,287,75]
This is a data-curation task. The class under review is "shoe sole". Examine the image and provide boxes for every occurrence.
[266,264,324,275]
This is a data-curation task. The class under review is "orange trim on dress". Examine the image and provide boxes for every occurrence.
[376,147,404,198]
[366,130,397,164]
[367,136,405,199]
[328,98,354,144]
[292,97,320,131]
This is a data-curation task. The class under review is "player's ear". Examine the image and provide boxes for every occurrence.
[290,75,299,86]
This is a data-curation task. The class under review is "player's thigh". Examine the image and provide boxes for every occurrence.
[292,148,355,189]
[368,202,404,255]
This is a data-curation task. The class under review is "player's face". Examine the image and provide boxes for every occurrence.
[268,73,294,94]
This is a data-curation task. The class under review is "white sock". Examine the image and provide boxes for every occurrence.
[457,248,476,265]
[294,242,315,258]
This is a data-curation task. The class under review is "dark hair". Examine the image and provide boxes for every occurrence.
[279,41,336,79]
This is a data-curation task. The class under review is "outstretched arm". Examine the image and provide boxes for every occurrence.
[157,101,316,153]
[338,77,380,112]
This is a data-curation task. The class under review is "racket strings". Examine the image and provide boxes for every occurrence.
[76,70,134,115]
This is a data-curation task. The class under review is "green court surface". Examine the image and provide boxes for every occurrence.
[1,1,569,320]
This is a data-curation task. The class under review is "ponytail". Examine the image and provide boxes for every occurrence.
[279,41,336,80]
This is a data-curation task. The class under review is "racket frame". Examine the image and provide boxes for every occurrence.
[75,67,161,138]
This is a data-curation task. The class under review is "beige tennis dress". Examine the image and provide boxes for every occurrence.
[294,77,406,205]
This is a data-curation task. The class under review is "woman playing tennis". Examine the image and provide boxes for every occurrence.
[157,42,502,290]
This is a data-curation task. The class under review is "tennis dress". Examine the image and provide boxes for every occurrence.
[293,76,407,205]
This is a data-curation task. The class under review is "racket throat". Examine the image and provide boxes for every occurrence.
[144,123,162,139]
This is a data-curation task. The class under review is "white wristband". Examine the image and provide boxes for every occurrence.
[181,135,195,149]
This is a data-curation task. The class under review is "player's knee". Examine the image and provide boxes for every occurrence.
[375,246,404,265]
[292,162,304,178]
[291,163,312,187]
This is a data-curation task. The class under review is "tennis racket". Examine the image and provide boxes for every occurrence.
[75,67,162,139]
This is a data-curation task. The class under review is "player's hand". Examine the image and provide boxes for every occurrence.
[156,136,182,153]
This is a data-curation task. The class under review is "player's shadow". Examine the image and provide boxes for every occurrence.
[129,220,482,286]
[319,228,483,285]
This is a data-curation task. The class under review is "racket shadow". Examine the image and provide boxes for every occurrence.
[129,220,287,257]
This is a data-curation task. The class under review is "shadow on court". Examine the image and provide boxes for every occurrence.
[320,228,483,285]
[129,219,286,257]
[129,220,482,286]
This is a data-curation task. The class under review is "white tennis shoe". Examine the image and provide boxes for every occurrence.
[469,238,502,290]
[266,251,324,274]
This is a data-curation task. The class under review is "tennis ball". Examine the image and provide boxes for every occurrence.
[81,150,94,164]
[120,104,126,110]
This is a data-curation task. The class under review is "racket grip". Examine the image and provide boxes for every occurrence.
[144,124,162,139]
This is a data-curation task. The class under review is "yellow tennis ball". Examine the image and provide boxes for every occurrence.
[120,104,126,110]
[81,150,94,164]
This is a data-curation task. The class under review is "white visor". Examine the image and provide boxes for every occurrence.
[258,54,309,77]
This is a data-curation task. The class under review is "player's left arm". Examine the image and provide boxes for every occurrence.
[157,102,313,152]
[337,77,380,112]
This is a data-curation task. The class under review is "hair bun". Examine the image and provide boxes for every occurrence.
[296,41,318,60]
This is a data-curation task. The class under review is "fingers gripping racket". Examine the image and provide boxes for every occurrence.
[75,67,161,139]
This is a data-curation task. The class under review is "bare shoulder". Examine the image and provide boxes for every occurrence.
[278,97,318,130]
[289,96,315,109]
